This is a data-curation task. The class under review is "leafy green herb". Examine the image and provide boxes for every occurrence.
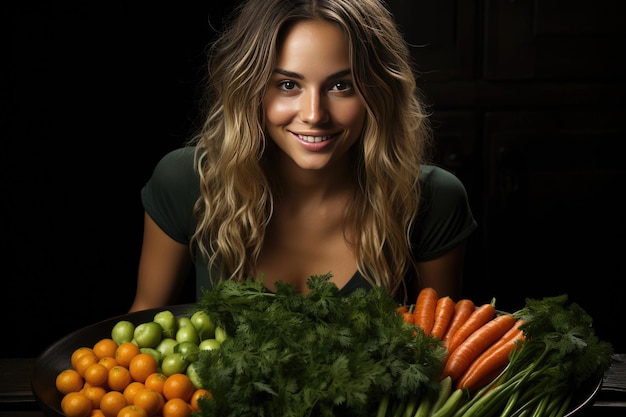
[192,274,446,417]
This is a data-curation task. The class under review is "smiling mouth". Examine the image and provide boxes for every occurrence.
[297,134,333,143]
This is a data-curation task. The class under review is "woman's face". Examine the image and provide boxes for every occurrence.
[263,19,366,172]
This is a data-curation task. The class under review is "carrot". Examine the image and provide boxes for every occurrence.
[402,311,415,324]
[413,287,438,335]
[396,305,409,315]
[456,319,526,392]
[430,296,456,339]
[441,298,475,346]
[442,313,517,381]
[445,302,496,356]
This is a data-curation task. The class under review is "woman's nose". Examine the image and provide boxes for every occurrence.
[300,90,329,124]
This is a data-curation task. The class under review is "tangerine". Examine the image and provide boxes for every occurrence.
[133,388,165,417]
[99,390,128,417]
[115,342,141,368]
[71,347,95,370]
[83,362,109,387]
[98,356,119,371]
[74,352,99,378]
[123,381,146,404]
[162,398,192,417]
[61,391,93,417]
[117,404,148,417]
[56,369,84,394]
[162,374,195,402]
[144,372,167,395]
[190,388,211,411]
[82,385,106,409]
[129,353,158,383]
[107,365,132,392]
[92,338,118,360]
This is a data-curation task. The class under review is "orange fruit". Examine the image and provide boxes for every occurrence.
[115,342,141,368]
[83,362,109,387]
[144,372,167,395]
[133,388,165,417]
[190,388,211,411]
[56,368,84,394]
[162,374,195,402]
[71,347,95,370]
[98,356,119,371]
[61,391,93,417]
[82,385,106,409]
[162,398,192,417]
[92,338,118,361]
[123,381,146,404]
[89,409,106,417]
[129,353,158,383]
[74,352,99,378]
[99,390,128,417]
[107,365,133,392]
[117,404,148,417]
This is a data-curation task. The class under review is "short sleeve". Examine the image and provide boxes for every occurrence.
[140,147,199,244]
[412,165,478,261]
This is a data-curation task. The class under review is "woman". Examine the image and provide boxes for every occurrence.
[129,0,477,312]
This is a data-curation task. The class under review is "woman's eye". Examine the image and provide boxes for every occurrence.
[278,80,297,91]
[330,81,352,92]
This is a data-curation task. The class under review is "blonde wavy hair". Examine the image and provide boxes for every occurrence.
[189,0,432,298]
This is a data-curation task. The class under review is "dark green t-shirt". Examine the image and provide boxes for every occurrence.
[141,146,477,300]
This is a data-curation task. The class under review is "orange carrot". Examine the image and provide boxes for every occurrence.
[396,305,409,315]
[442,298,475,346]
[445,302,496,356]
[442,313,517,381]
[456,321,526,391]
[430,296,456,339]
[402,311,415,324]
[413,287,438,335]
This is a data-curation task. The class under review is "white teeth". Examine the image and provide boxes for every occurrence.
[298,134,331,143]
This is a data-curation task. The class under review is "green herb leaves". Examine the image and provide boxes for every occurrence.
[194,274,445,417]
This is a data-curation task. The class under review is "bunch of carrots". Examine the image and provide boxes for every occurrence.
[398,287,525,394]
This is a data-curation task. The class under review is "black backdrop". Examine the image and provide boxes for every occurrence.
[4,2,240,357]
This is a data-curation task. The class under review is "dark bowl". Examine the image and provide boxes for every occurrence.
[31,304,195,417]
[31,304,602,417]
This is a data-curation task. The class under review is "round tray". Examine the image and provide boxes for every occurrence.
[31,304,602,417]
[31,304,194,417]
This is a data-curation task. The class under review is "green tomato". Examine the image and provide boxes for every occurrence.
[153,310,177,339]
[198,339,221,351]
[176,324,200,345]
[140,347,162,365]
[133,321,163,348]
[177,317,193,328]
[174,341,200,363]
[160,352,188,376]
[186,361,204,389]
[111,320,135,345]
[190,310,215,340]
[215,326,228,344]
[156,337,178,358]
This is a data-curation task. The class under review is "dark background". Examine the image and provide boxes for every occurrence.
[4,0,625,358]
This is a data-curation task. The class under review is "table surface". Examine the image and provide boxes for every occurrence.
[2,356,624,417]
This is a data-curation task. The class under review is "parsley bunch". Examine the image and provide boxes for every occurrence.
[193,274,446,417]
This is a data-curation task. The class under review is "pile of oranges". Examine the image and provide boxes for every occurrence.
[55,338,211,417]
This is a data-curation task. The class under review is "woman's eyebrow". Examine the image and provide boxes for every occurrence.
[273,68,352,80]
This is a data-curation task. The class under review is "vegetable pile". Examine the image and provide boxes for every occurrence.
[190,275,614,417]
[193,274,446,416]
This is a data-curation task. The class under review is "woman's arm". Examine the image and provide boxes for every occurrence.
[414,241,467,302]
[128,212,193,312]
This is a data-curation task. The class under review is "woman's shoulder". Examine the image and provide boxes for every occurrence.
[419,164,469,198]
